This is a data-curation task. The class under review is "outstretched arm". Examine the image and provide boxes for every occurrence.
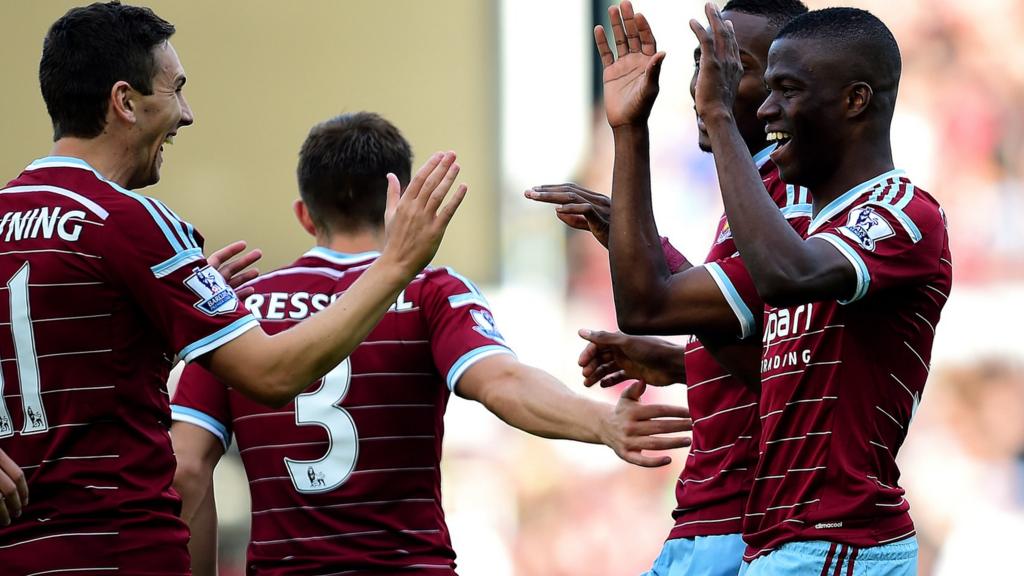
[204,152,468,407]
[690,4,855,305]
[456,354,692,468]
[578,329,761,390]
[595,2,740,335]
[524,183,693,273]
[577,329,686,387]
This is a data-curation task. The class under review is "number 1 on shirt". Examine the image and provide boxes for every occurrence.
[0,262,48,437]
[284,357,358,493]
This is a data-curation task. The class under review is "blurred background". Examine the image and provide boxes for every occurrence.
[2,0,1023,573]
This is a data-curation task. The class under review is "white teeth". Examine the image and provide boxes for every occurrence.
[766,131,790,143]
[164,134,174,145]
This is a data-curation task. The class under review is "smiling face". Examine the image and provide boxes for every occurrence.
[758,37,850,188]
[691,10,775,154]
[125,41,194,189]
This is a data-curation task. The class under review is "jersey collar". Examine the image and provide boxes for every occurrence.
[27,155,98,173]
[304,246,381,266]
[752,144,777,170]
[807,169,906,234]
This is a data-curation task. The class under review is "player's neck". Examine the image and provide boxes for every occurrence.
[317,229,385,255]
[810,141,895,214]
[50,136,136,189]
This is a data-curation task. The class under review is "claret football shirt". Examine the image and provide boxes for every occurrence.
[173,248,513,575]
[668,145,811,539]
[0,156,257,574]
[733,169,952,560]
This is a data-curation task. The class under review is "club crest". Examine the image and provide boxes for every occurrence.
[839,206,894,251]
[184,265,238,315]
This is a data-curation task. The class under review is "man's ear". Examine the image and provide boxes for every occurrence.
[293,199,318,237]
[846,81,873,119]
[109,80,137,124]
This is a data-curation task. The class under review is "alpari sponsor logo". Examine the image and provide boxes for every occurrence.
[762,303,816,372]
[763,303,814,347]
[762,349,813,373]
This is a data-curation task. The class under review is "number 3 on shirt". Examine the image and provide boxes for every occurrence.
[284,358,358,493]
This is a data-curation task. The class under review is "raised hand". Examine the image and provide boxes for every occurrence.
[599,380,692,467]
[381,152,468,274]
[595,1,666,128]
[0,448,28,526]
[208,240,262,299]
[578,329,686,388]
[689,2,743,123]
[524,183,612,247]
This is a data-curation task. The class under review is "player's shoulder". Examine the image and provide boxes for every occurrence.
[846,176,945,244]
[416,265,490,308]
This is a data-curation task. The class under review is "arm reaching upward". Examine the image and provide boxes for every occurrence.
[592,2,742,335]
[689,4,856,305]
[204,152,469,407]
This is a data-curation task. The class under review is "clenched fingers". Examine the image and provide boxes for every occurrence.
[0,450,27,525]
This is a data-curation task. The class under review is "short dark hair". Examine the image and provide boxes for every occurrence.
[40,1,176,140]
[777,7,902,93]
[722,0,809,30]
[297,113,413,234]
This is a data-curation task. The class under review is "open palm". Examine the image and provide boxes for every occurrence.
[595,1,665,128]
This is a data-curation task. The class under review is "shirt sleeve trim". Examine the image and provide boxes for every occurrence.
[703,262,756,339]
[812,233,871,304]
[446,345,515,392]
[150,247,204,278]
[171,405,230,450]
[179,315,260,363]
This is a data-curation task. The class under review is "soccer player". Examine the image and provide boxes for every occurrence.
[691,5,951,574]
[0,3,467,574]
[527,1,808,574]
[170,112,694,575]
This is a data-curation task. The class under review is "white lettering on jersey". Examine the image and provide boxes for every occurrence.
[266,293,288,319]
[245,294,265,318]
[762,304,816,372]
[763,303,814,347]
[389,290,413,312]
[289,292,310,319]
[0,207,88,242]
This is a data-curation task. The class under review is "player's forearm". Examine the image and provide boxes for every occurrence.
[208,257,409,407]
[479,363,607,445]
[172,461,212,526]
[703,112,825,303]
[188,487,219,576]
[608,125,683,333]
